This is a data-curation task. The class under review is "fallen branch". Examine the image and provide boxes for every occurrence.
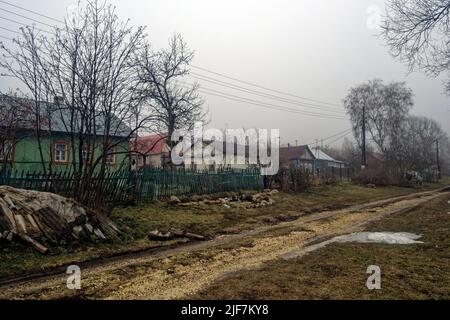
[148,228,205,241]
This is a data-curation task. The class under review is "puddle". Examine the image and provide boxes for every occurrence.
[332,232,423,245]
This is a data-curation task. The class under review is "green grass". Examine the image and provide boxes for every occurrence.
[0,179,448,281]
[193,192,450,300]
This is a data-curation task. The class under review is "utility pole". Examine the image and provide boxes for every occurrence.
[361,103,367,169]
[436,139,441,180]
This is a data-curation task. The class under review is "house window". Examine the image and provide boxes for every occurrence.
[54,142,69,163]
[106,148,116,165]
[0,140,14,162]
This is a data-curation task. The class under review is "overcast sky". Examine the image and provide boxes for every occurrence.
[0,0,449,147]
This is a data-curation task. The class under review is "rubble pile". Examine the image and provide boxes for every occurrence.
[169,189,279,209]
[0,186,122,253]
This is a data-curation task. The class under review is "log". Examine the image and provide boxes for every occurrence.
[19,234,48,254]
[170,228,205,241]
[0,198,17,232]
[148,229,206,241]
[3,194,19,210]
[14,214,27,234]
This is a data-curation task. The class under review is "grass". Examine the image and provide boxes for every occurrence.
[193,191,450,300]
[0,179,449,281]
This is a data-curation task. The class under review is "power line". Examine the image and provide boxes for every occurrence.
[191,64,343,108]
[181,82,348,120]
[0,15,53,34]
[0,0,64,24]
[0,4,349,121]
[200,87,347,119]
[326,130,352,146]
[189,72,346,115]
[189,83,347,119]
[0,25,19,34]
[0,34,12,40]
[305,128,352,146]
[0,7,56,28]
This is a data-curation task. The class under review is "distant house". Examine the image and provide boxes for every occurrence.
[0,95,132,173]
[310,147,347,173]
[279,144,346,174]
[131,135,253,171]
[279,144,315,170]
[131,134,170,169]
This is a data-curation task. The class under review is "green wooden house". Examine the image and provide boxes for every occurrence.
[0,95,132,174]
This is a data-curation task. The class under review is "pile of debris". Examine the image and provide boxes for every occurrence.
[0,186,122,253]
[148,228,206,241]
[170,189,279,209]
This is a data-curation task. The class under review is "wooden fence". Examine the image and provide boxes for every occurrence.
[0,167,264,207]
[0,169,132,208]
[133,167,264,202]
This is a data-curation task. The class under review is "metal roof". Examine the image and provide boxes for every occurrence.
[310,147,345,163]
[0,94,132,138]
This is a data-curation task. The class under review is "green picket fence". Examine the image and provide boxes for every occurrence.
[0,168,133,208]
[132,167,264,202]
[0,167,264,206]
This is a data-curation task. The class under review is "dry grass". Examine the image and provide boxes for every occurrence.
[0,179,448,281]
[193,193,450,300]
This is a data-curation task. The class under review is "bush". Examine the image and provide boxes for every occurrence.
[264,166,313,192]
[352,166,400,186]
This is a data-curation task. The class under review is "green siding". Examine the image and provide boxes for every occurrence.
[9,133,129,172]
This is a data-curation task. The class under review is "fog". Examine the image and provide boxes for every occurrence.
[1,0,449,147]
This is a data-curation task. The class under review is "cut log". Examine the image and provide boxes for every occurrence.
[19,234,48,254]
[148,229,205,241]
[14,214,28,234]
[170,228,205,241]
[0,197,17,232]
[3,194,19,210]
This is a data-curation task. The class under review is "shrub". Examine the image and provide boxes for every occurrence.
[352,166,400,186]
[264,166,313,192]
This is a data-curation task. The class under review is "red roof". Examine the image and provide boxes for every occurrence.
[131,134,169,155]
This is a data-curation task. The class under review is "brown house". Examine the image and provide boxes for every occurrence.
[279,145,315,170]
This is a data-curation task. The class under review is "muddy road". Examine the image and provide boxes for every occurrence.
[1,187,448,300]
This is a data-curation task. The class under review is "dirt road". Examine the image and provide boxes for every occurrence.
[1,187,448,300]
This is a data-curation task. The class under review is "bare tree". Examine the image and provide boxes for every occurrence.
[382,0,450,91]
[136,34,205,151]
[0,27,55,174]
[343,79,413,154]
[393,115,448,175]
[0,0,154,208]
[0,92,37,176]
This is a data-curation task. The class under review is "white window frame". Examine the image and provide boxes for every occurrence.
[54,142,69,163]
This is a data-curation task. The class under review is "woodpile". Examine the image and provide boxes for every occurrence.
[0,186,122,253]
